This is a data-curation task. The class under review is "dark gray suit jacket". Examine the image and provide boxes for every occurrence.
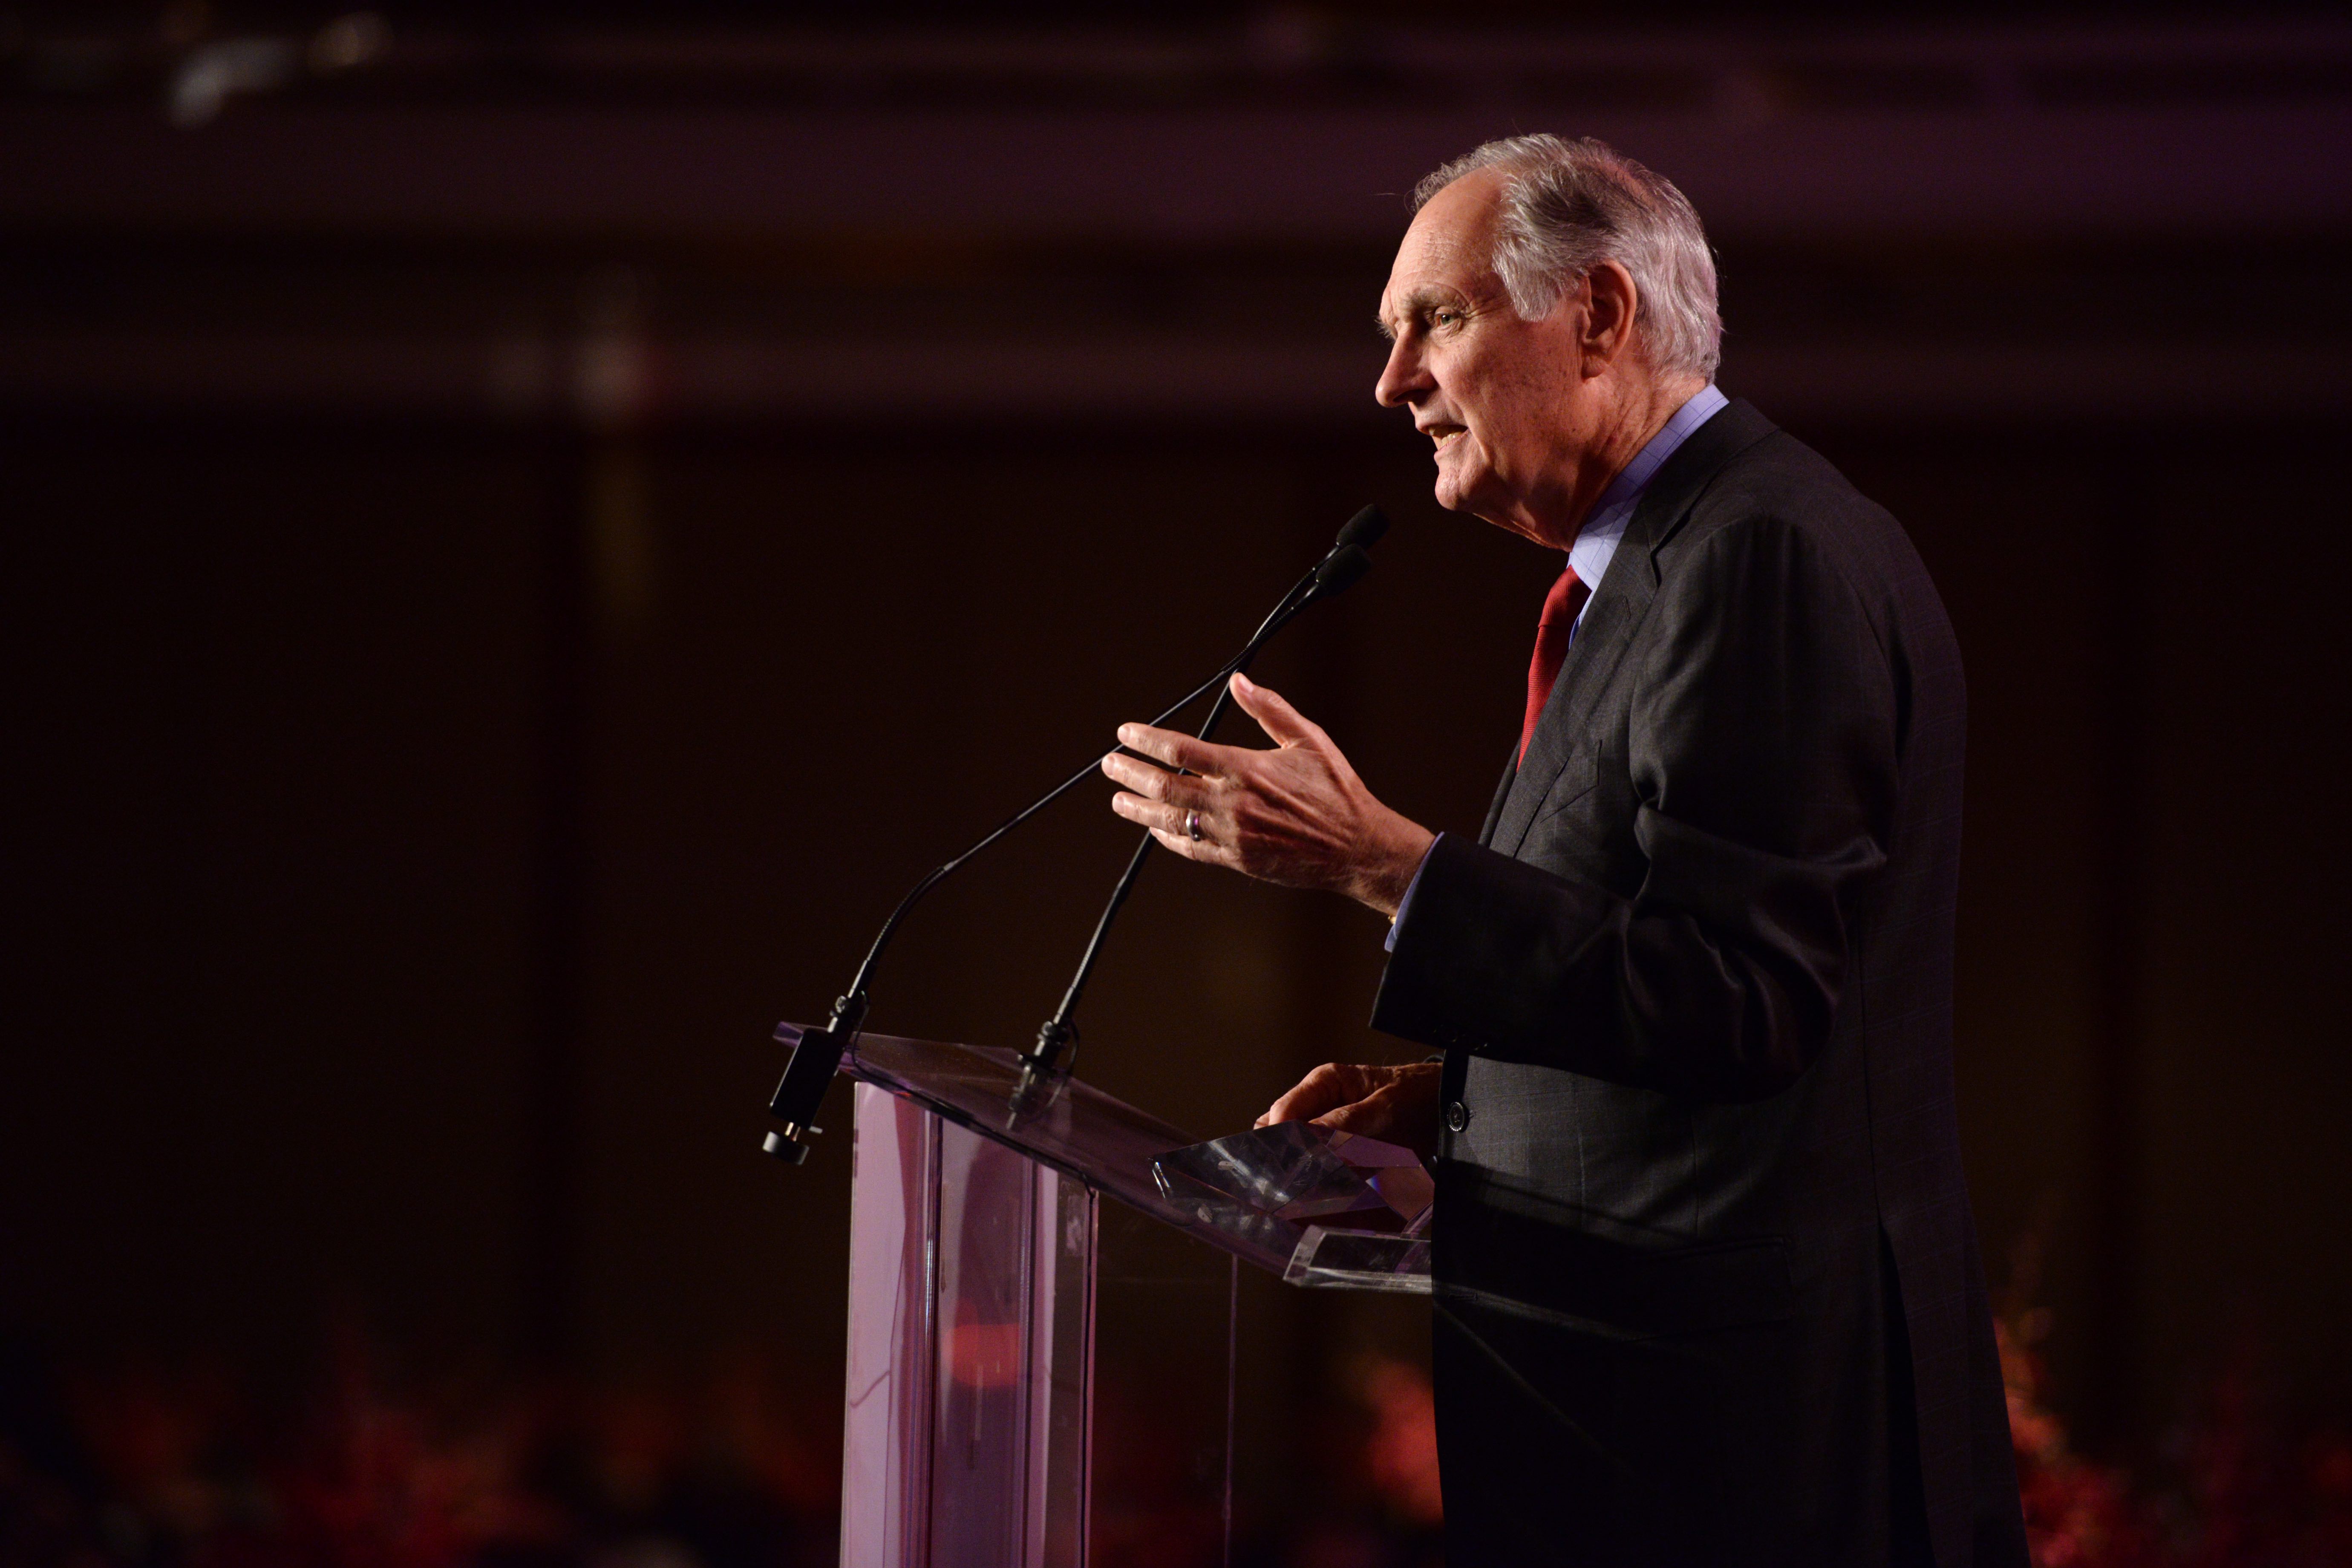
[1372,401,2027,1567]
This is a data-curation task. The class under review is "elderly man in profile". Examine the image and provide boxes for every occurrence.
[1101,136,2029,1565]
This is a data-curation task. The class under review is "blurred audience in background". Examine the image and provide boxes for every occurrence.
[9,1286,2352,1567]
[1,1327,1455,1568]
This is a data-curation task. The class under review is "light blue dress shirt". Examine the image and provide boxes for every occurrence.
[1387,384,1729,949]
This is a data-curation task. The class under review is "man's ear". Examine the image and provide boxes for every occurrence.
[1580,259,1640,373]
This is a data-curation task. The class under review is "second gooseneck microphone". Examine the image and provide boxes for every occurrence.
[1012,505,1391,1112]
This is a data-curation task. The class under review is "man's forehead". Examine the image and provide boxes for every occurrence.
[1381,176,1505,318]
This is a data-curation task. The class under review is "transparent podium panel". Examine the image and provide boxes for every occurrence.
[842,1084,1094,1568]
[1088,1197,1238,1567]
[807,1023,1433,1568]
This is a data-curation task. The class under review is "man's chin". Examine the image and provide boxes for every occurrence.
[1430,458,1470,514]
[1432,475,1526,535]
[1431,463,1489,518]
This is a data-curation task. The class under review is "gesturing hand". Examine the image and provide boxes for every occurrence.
[1101,672,1435,917]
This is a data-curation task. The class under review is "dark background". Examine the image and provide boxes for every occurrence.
[4,1,2349,1559]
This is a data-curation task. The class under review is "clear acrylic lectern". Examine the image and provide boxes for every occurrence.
[783,1023,1433,1568]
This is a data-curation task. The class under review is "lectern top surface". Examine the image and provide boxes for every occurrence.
[787,1023,1301,1276]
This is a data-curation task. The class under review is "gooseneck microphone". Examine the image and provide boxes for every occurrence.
[1012,507,1389,1112]
[762,506,1391,1164]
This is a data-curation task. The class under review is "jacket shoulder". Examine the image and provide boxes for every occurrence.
[1649,412,1965,755]
[1655,421,1948,636]
[1663,427,1891,563]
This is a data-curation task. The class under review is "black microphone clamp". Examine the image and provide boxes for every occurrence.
[760,989,868,1164]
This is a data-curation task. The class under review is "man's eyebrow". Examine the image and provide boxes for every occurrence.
[1373,294,1421,343]
[1377,287,1454,340]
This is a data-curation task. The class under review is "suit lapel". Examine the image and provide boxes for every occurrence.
[1476,744,1518,847]
[1487,549,1654,857]
[1485,400,1779,859]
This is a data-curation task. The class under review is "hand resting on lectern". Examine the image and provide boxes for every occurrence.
[1253,1061,1441,1160]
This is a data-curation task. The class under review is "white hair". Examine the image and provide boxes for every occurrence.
[1413,134,1722,381]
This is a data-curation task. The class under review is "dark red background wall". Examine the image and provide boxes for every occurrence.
[5,4,2349,1526]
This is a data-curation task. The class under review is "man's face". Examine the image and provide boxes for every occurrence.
[1374,171,1593,546]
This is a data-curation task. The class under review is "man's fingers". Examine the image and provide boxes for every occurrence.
[1310,1095,1435,1159]
[1111,792,1213,860]
[1113,721,1232,777]
[1257,1061,1437,1158]
[1306,1066,1440,1158]
[1228,672,1325,749]
[1261,1062,1370,1126]
[1312,1073,1410,1129]
[1100,750,1213,809]
[1309,1099,1381,1134]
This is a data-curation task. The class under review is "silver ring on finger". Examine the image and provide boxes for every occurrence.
[1185,808,1204,842]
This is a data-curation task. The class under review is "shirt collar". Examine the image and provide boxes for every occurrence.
[1565,383,1727,588]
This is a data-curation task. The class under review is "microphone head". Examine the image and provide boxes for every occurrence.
[1332,504,1390,554]
[1309,543,1373,601]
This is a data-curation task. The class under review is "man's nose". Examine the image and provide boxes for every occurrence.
[1374,337,1428,409]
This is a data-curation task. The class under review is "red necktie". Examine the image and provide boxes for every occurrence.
[1519,566,1590,764]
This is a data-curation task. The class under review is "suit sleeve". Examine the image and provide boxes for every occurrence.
[1371,514,1899,1102]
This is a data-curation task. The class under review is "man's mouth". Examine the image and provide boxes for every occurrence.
[1427,424,1466,451]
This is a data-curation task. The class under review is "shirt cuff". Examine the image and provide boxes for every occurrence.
[1383,832,1445,953]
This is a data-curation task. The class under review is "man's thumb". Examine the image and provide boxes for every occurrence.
[1231,672,1317,745]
